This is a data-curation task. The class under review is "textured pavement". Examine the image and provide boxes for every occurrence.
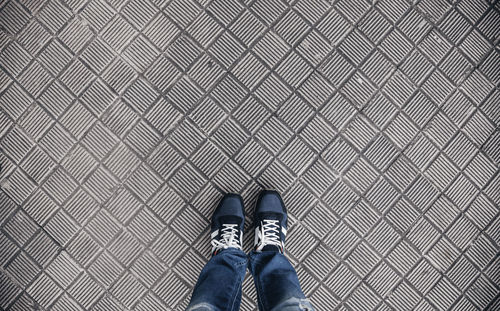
[0,0,499,310]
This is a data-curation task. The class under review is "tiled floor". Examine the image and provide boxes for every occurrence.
[0,0,499,310]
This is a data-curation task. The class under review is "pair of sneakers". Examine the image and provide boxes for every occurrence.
[210,191,287,256]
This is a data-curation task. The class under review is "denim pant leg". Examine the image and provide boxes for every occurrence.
[186,248,248,311]
[248,251,315,311]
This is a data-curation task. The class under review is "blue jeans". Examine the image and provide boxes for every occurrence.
[186,248,315,311]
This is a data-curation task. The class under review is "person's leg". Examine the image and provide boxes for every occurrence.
[249,191,315,311]
[187,248,247,311]
[248,251,314,311]
[186,194,247,311]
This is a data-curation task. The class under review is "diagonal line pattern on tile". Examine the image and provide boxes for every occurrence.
[0,0,499,310]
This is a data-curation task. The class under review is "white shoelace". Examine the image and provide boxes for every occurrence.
[256,219,282,251]
[211,224,242,253]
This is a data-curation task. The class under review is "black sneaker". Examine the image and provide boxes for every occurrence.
[253,190,287,253]
[210,194,245,256]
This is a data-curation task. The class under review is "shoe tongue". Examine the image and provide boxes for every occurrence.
[260,213,281,221]
[261,245,280,252]
[220,215,242,226]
